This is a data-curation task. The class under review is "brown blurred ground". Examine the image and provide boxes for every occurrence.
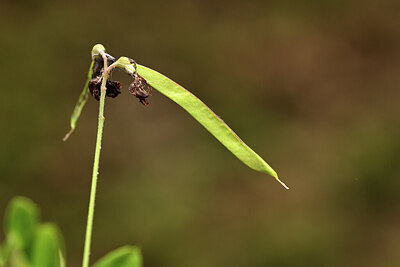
[1,0,400,266]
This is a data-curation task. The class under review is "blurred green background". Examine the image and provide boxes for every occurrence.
[1,0,400,266]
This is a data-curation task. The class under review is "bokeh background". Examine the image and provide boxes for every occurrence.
[1,0,400,266]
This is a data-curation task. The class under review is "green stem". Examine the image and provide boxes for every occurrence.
[82,52,109,267]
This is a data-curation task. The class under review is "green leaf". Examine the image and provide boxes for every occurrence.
[4,197,39,251]
[92,246,142,267]
[31,223,64,267]
[136,64,289,189]
[63,60,94,141]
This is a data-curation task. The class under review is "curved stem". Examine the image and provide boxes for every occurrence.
[82,52,109,267]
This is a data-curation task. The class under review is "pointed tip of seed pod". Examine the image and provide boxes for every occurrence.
[267,169,289,190]
[62,128,74,142]
[274,175,289,190]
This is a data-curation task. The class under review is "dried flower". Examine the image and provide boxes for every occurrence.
[89,55,121,101]
[89,76,121,101]
[128,72,152,105]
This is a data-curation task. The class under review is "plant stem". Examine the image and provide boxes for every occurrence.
[82,52,109,267]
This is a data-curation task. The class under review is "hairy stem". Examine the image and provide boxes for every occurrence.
[82,51,109,267]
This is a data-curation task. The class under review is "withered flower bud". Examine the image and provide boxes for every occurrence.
[89,76,102,100]
[105,80,122,98]
[128,72,152,106]
[89,76,121,101]
[92,54,116,78]
[92,58,103,78]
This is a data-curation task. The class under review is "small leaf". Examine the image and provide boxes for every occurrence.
[4,197,39,251]
[92,246,142,267]
[136,64,289,189]
[63,60,94,141]
[31,223,64,267]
